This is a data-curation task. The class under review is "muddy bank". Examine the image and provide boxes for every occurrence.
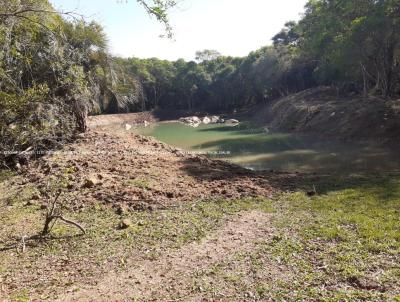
[16,130,296,212]
[251,87,400,146]
[87,111,158,128]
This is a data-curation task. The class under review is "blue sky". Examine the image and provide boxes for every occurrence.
[50,0,308,61]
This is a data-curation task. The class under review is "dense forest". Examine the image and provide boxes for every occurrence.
[123,0,400,112]
[1,0,399,167]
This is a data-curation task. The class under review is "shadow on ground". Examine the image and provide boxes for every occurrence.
[179,155,400,201]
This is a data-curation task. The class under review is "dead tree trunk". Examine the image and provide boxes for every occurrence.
[73,99,88,133]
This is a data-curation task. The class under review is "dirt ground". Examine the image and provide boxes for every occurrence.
[250,87,400,146]
[18,129,289,211]
[0,125,296,301]
[59,211,275,301]
[1,112,398,301]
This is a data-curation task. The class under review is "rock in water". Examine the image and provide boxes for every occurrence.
[203,116,211,124]
[210,116,220,123]
[225,119,239,125]
[179,116,201,124]
[191,116,201,123]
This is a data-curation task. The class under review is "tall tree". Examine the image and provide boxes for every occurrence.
[195,49,222,63]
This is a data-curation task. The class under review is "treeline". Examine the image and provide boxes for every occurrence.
[122,0,399,112]
[117,47,316,112]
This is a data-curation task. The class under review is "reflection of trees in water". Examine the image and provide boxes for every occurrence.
[136,123,400,174]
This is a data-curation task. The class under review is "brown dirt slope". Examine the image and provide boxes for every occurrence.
[253,87,400,145]
[18,130,289,212]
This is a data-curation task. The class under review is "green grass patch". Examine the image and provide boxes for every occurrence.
[184,173,400,301]
[0,170,14,183]
[262,172,400,300]
[2,172,399,301]
[0,195,273,299]
[124,178,151,189]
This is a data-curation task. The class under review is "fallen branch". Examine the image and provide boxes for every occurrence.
[41,190,86,236]
[16,235,27,254]
[55,216,86,235]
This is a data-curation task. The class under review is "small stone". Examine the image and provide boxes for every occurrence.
[202,116,211,124]
[348,276,381,290]
[82,176,99,188]
[225,119,240,125]
[115,206,126,215]
[119,218,133,229]
[31,194,40,200]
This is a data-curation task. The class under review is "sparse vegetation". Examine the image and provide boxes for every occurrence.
[1,169,399,300]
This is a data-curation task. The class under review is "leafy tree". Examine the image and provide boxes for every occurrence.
[272,21,300,47]
[195,49,222,63]
[296,0,400,97]
[0,0,178,167]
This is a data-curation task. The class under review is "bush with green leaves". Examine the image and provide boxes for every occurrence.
[0,1,102,166]
[0,0,177,167]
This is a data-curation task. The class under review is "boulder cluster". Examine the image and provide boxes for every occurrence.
[179,116,239,127]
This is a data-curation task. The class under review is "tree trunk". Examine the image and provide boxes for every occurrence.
[360,62,368,98]
[153,86,157,108]
[382,32,397,98]
[73,99,88,133]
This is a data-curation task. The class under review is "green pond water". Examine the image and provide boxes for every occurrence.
[134,122,400,173]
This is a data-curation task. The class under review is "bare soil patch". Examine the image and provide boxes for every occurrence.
[59,210,275,301]
[17,129,289,212]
